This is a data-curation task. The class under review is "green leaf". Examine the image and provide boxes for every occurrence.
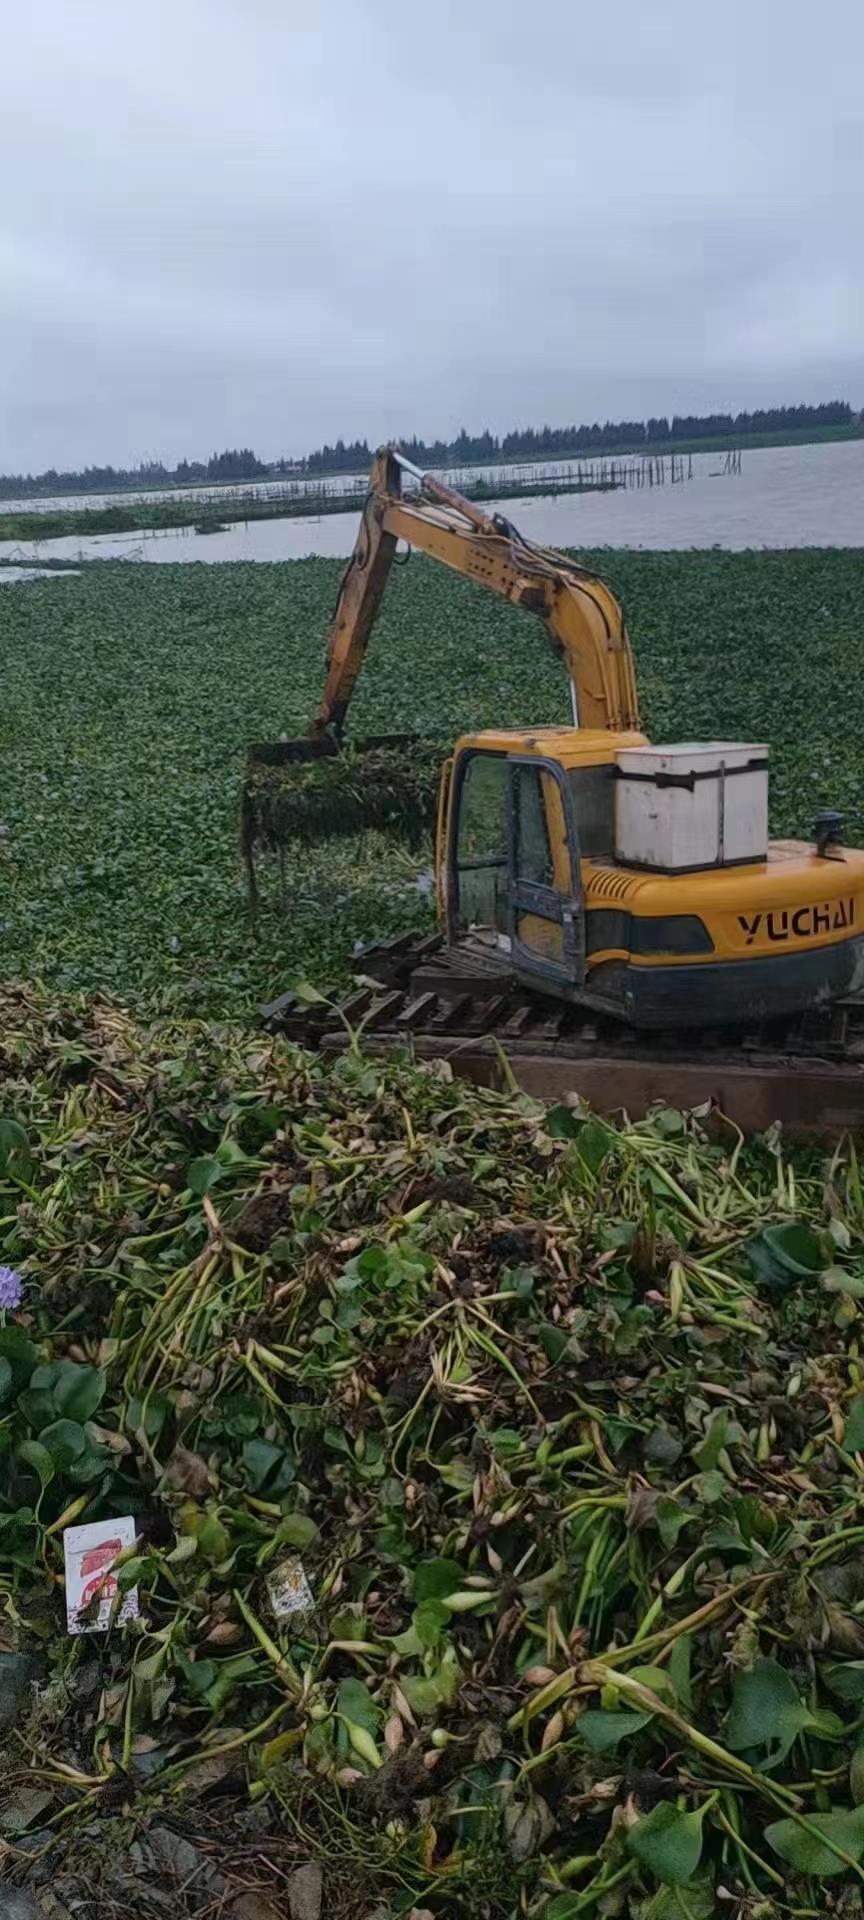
[52,1363,106,1423]
[726,1660,810,1765]
[668,1636,693,1713]
[627,1801,706,1886]
[38,1419,87,1470]
[328,1608,367,1642]
[203,1655,259,1713]
[631,1887,716,1920]
[275,1512,317,1550]
[628,1664,678,1702]
[413,1599,449,1649]
[766,1805,864,1877]
[176,1651,218,1700]
[500,1267,534,1300]
[824,1660,864,1703]
[693,1469,726,1505]
[414,1557,464,1603]
[730,1491,776,1546]
[15,1439,55,1490]
[196,1513,231,1564]
[0,1326,37,1389]
[212,1392,260,1439]
[692,1412,728,1472]
[357,1245,389,1278]
[337,1676,378,1732]
[0,1507,39,1568]
[538,1323,569,1363]
[656,1498,692,1549]
[18,1362,61,1430]
[400,1674,444,1716]
[388,1624,423,1657]
[116,1555,152,1593]
[643,1428,684,1468]
[0,1357,12,1406]
[125,1392,170,1441]
[844,1397,864,1452]
[65,1437,110,1485]
[290,981,331,1006]
[187,1156,223,1196]
[436,1459,474,1492]
[571,1119,612,1175]
[578,1707,653,1752]
[822,1265,864,1299]
[0,1117,33,1179]
[545,1104,582,1139]
[240,1437,294,1495]
[432,1643,461,1707]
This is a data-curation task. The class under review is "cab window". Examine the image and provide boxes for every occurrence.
[454,753,507,933]
[567,762,615,859]
[513,763,554,887]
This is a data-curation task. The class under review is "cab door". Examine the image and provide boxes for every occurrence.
[507,757,585,987]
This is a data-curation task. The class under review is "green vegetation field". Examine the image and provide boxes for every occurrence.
[5,551,864,1917]
[2,550,864,1016]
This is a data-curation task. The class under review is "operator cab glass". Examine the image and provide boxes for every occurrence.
[567,762,615,860]
[451,748,586,984]
[453,753,508,937]
[512,763,554,887]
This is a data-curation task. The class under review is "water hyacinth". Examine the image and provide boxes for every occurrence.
[3,982,864,1912]
[4,553,864,1012]
[0,1264,23,1311]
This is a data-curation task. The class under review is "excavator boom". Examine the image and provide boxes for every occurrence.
[311,446,640,739]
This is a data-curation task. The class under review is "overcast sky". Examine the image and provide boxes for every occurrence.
[2,0,862,471]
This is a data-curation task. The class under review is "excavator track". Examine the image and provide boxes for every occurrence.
[263,932,864,1138]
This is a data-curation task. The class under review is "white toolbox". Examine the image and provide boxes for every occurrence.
[615,742,768,871]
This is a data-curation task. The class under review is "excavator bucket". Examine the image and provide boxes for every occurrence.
[241,732,443,910]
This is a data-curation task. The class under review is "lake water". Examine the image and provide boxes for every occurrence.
[0,439,861,567]
[0,565,81,585]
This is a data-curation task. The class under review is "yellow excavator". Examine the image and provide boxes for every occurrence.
[248,448,864,1131]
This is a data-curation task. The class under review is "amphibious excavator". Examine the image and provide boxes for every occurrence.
[247,447,864,1134]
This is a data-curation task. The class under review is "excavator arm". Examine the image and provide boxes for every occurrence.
[311,446,640,739]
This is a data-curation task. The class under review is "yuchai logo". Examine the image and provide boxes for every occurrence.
[738,899,855,946]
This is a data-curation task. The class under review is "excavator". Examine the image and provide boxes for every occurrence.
[247,446,864,1134]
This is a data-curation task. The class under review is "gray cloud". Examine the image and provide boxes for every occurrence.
[1,0,862,468]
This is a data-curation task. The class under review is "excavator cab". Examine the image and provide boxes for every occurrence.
[443,730,647,1001]
[446,738,585,989]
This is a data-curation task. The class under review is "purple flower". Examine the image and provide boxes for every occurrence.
[0,1266,23,1311]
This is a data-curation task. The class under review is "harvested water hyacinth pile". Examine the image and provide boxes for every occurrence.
[7,985,864,1915]
[241,737,446,882]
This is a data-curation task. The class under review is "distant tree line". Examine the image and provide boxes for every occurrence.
[0,447,268,499]
[304,401,856,472]
[0,402,856,496]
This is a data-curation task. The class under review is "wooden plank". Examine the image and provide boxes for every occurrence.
[361,991,405,1032]
[396,992,438,1030]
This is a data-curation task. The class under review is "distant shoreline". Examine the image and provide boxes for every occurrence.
[0,422,860,510]
[0,470,625,544]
